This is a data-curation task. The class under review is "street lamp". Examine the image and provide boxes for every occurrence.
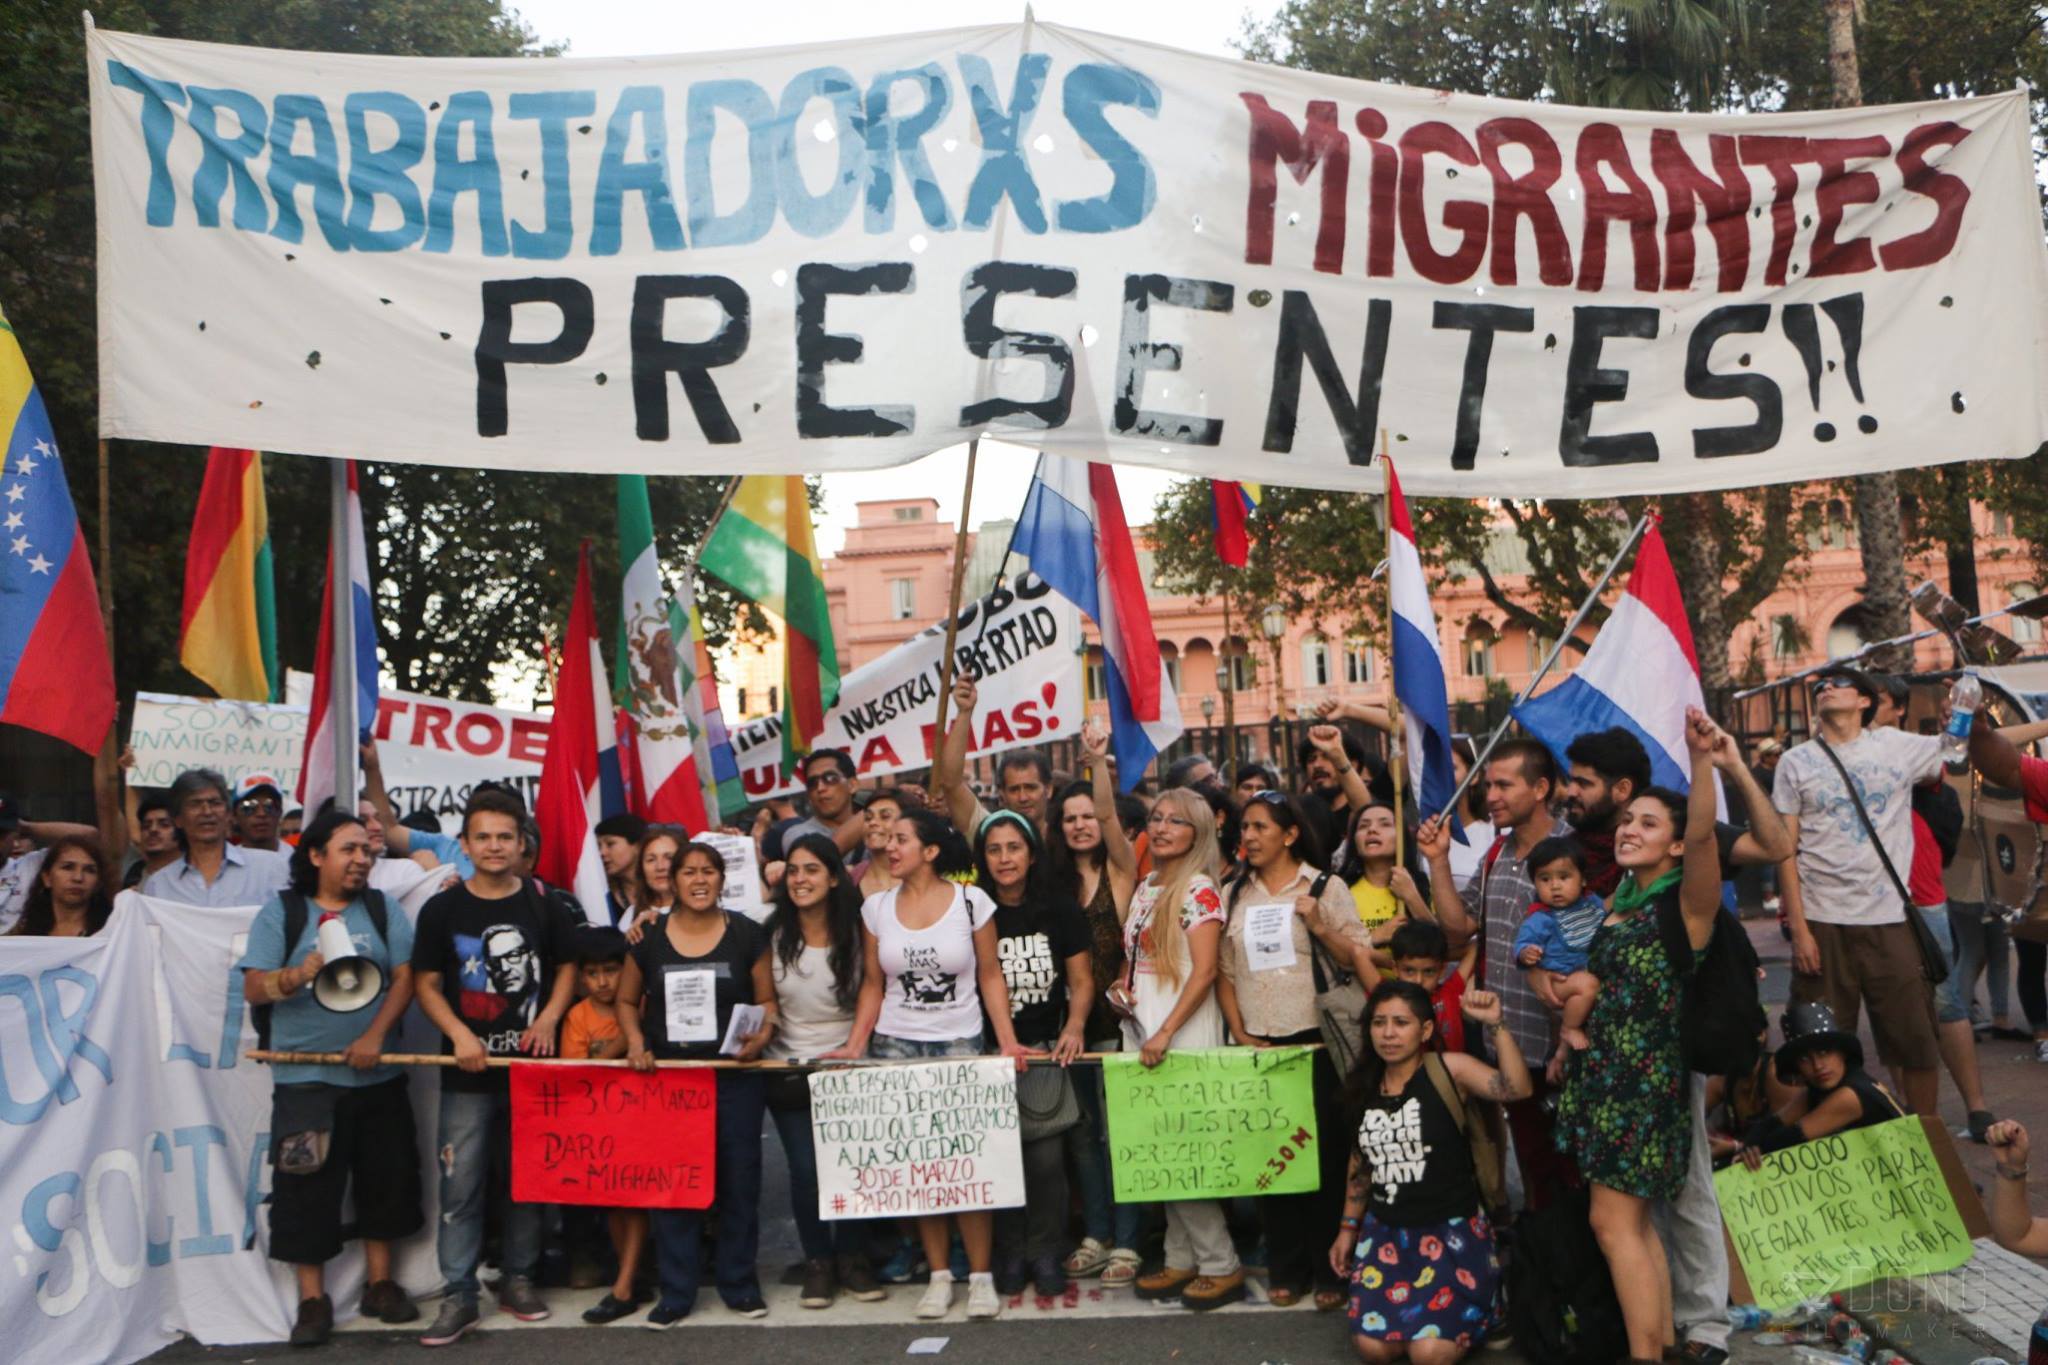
[1260,604,1288,752]
[1200,694,1216,723]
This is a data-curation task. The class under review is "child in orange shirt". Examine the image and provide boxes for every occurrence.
[563,932,647,1324]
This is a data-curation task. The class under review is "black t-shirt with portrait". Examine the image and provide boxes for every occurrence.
[990,895,1092,1044]
[411,881,573,1093]
[629,911,769,1060]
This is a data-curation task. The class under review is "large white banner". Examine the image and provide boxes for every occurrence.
[726,572,1084,799]
[87,23,2048,497]
[0,894,442,1365]
[128,686,548,814]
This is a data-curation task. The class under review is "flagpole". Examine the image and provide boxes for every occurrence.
[96,439,114,656]
[690,475,744,566]
[929,439,981,793]
[1381,433,1404,866]
[330,460,359,808]
[1442,511,1655,821]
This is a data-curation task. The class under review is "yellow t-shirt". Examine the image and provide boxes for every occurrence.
[1350,878,1400,927]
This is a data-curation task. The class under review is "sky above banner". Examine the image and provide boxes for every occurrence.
[88,21,2048,498]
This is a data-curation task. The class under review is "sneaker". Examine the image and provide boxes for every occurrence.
[289,1295,333,1347]
[800,1258,837,1309]
[581,1292,643,1325]
[993,1256,1028,1297]
[644,1301,689,1330]
[1063,1238,1110,1278]
[966,1272,1001,1319]
[1182,1270,1247,1311]
[496,1276,549,1322]
[879,1240,927,1284]
[916,1271,956,1319]
[725,1291,769,1319]
[2035,1039,2048,1064]
[419,1298,480,1347]
[1134,1266,1197,1301]
[361,1279,419,1325]
[1029,1255,1067,1297]
[838,1254,886,1302]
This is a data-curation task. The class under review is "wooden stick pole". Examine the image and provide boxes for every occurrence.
[96,439,114,653]
[1381,431,1405,866]
[690,474,744,565]
[927,439,980,795]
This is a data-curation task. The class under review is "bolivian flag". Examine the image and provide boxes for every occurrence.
[180,448,278,701]
[698,475,839,771]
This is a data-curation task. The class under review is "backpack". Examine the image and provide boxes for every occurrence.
[1504,1184,1628,1365]
[1419,1051,1506,1216]
[1912,781,1963,867]
[1656,896,1764,1078]
[252,890,391,1050]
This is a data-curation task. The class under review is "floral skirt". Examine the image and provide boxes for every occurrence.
[1346,1211,1500,1346]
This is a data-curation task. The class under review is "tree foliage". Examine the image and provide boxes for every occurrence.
[2,0,739,707]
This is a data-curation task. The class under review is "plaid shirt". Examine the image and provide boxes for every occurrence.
[1466,816,1572,1063]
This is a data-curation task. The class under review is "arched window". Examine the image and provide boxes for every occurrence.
[1826,606,1874,661]
[1301,635,1331,688]
[2010,584,2042,645]
[1343,638,1374,685]
[1463,623,1496,679]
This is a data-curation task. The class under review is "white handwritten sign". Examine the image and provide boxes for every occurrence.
[809,1059,1024,1219]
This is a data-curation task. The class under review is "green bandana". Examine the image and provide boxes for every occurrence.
[1610,867,1682,916]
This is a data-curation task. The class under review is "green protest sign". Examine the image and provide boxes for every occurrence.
[1103,1046,1319,1202]
[1715,1116,1975,1310]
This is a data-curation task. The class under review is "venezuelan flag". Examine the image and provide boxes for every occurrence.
[1210,479,1263,567]
[0,306,115,753]
[180,448,278,700]
[698,475,840,771]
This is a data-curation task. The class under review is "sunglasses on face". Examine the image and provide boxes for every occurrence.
[237,798,280,813]
[1248,790,1290,808]
[806,770,846,789]
[1810,677,1857,697]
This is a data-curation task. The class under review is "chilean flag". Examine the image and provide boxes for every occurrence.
[534,544,614,924]
[1514,522,1721,808]
[297,462,379,815]
[1014,455,1181,789]
[1385,458,1459,828]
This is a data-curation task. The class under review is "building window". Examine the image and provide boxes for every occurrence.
[1302,636,1331,687]
[893,506,923,522]
[1529,632,1555,672]
[2012,584,2042,644]
[1087,660,1108,702]
[1462,626,1495,679]
[1344,639,1374,685]
[1991,509,2014,536]
[890,578,916,620]
[1162,655,1182,693]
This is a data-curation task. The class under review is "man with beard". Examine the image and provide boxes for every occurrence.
[1296,724,1389,872]
[123,792,181,890]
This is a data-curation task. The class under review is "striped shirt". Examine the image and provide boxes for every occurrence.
[1465,817,1572,1062]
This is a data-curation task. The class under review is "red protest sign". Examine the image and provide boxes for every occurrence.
[509,1064,715,1209]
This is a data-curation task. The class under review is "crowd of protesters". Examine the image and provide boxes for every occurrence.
[7,662,2048,1358]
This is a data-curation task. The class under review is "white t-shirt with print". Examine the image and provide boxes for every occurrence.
[1774,727,1944,926]
[862,882,997,1042]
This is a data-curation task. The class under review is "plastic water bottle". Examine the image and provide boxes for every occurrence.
[1945,670,1983,762]
[1789,1348,1859,1365]
[1728,1305,1775,1330]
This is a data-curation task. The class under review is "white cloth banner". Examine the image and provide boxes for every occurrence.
[87,23,2048,497]
[0,894,442,1365]
[808,1058,1023,1219]
[128,686,548,815]
[726,573,1083,799]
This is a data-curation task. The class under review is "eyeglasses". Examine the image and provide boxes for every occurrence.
[806,770,847,789]
[1147,812,1194,830]
[237,797,280,813]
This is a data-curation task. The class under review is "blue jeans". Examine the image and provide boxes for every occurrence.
[651,1071,765,1314]
[1948,902,2013,1021]
[1066,1051,1143,1249]
[868,1029,984,1059]
[436,1087,542,1303]
[1917,903,1969,1025]
[769,1095,855,1262]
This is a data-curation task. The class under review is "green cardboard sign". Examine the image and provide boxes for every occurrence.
[1714,1116,1974,1310]
[1103,1046,1320,1202]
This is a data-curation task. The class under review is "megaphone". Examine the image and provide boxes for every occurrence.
[312,913,385,1013]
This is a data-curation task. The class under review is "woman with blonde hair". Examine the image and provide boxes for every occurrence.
[1110,785,1242,1311]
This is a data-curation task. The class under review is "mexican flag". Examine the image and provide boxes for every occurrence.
[616,475,709,830]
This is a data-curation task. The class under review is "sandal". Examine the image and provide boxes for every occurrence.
[1268,1286,1301,1307]
[1101,1248,1142,1289]
[1063,1237,1110,1278]
[1314,1288,1347,1312]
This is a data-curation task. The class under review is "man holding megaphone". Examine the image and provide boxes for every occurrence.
[238,809,424,1347]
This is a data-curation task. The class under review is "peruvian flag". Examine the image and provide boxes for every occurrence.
[535,544,615,924]
[616,476,708,831]
[297,462,379,815]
